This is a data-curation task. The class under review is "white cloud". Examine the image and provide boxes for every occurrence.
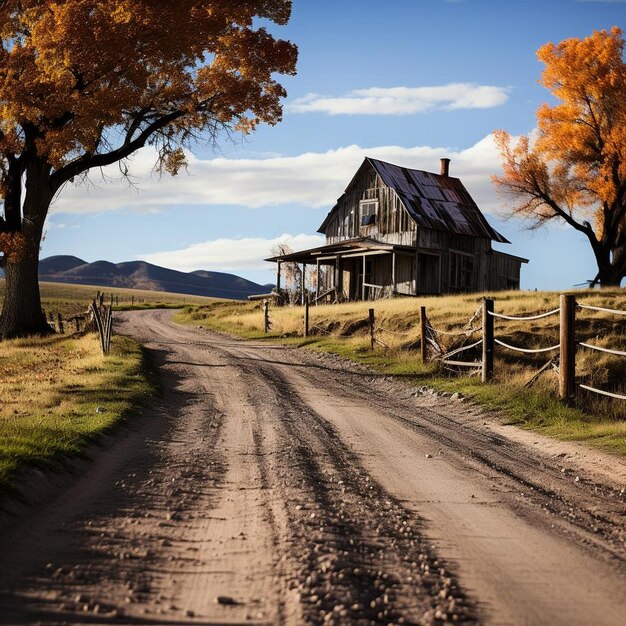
[52,132,508,216]
[134,134,514,272]
[140,233,325,273]
[287,83,511,116]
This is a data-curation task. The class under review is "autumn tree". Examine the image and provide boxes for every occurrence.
[0,1,297,338]
[493,28,626,287]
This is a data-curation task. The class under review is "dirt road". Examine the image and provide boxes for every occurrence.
[0,309,624,626]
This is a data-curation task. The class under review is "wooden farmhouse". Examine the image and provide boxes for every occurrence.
[267,157,527,302]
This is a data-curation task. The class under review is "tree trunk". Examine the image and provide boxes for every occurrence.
[589,237,625,287]
[0,158,53,339]
[597,268,624,287]
[0,249,50,338]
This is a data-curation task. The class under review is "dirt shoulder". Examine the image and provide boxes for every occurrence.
[0,310,623,626]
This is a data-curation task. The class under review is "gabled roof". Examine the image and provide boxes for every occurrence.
[319,157,509,243]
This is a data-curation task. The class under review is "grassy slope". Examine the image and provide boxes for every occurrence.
[0,280,221,318]
[174,289,626,455]
[0,280,183,494]
[0,332,155,494]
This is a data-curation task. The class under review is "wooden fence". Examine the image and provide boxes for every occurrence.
[44,291,114,354]
[414,295,624,403]
[278,294,626,405]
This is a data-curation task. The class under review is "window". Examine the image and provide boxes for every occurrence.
[449,251,474,291]
[360,200,378,226]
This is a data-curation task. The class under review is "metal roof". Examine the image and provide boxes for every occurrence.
[319,158,509,243]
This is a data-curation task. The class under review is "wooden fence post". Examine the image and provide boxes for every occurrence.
[91,300,105,353]
[559,294,577,403]
[57,312,65,335]
[304,299,310,337]
[482,298,494,383]
[131,295,135,307]
[264,300,270,333]
[419,306,428,364]
[369,308,375,351]
[105,306,113,353]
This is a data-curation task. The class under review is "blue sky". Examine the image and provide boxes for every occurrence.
[43,0,626,289]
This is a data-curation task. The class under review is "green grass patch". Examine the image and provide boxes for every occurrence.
[174,292,626,456]
[0,332,155,496]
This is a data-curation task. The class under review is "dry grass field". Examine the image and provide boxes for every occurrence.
[0,282,623,492]
[0,279,220,319]
[176,288,626,454]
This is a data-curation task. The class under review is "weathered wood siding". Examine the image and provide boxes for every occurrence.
[323,163,417,246]
[318,161,523,298]
[395,254,415,295]
[485,252,522,291]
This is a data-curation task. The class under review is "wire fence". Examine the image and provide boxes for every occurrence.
[270,293,625,405]
[574,302,626,401]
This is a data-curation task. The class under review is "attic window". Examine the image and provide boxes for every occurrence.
[360,200,378,226]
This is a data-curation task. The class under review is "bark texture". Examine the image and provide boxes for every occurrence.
[0,160,53,339]
[0,250,50,339]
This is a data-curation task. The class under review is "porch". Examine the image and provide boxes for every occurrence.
[266,238,438,303]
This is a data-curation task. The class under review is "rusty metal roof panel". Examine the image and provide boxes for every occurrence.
[367,157,509,243]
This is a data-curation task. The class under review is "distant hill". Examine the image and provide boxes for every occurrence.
[33,255,270,300]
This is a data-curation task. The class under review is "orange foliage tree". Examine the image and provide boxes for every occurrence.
[0,0,297,338]
[493,28,626,287]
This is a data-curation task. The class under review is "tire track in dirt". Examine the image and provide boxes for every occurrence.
[205,321,626,626]
[131,313,480,624]
[245,358,478,625]
[1,310,624,626]
[230,335,625,562]
[0,317,285,625]
[329,384,625,560]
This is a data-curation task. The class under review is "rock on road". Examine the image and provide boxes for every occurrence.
[0,309,624,626]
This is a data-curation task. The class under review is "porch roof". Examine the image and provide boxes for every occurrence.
[265,237,416,264]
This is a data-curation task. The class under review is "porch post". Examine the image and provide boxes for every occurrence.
[301,264,306,306]
[335,255,342,301]
[362,254,366,301]
[392,252,397,295]
[316,259,321,301]
[277,261,282,291]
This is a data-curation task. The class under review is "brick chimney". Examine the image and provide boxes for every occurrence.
[440,158,451,177]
